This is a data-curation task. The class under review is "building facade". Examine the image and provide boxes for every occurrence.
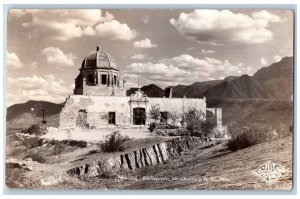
[59,46,209,129]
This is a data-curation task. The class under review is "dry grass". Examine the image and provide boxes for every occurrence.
[227,123,291,151]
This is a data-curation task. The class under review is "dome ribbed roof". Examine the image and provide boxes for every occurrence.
[81,45,117,69]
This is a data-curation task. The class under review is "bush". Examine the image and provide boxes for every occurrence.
[227,124,273,151]
[21,137,44,149]
[49,139,87,148]
[26,152,47,163]
[182,108,206,134]
[53,143,67,155]
[148,122,156,132]
[62,140,87,148]
[100,131,128,152]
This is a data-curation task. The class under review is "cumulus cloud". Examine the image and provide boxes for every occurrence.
[201,49,215,54]
[131,54,146,60]
[10,9,137,41]
[29,61,38,70]
[124,54,254,88]
[94,20,137,41]
[143,15,150,24]
[260,57,268,66]
[170,9,283,45]
[274,55,282,62]
[41,47,77,67]
[7,52,24,69]
[133,38,157,48]
[6,75,71,106]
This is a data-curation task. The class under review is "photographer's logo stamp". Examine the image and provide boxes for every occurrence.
[253,161,282,184]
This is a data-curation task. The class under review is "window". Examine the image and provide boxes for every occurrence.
[88,74,94,85]
[160,112,169,124]
[101,74,107,85]
[114,75,117,86]
[108,112,116,124]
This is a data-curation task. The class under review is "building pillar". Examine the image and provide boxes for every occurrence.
[98,71,101,86]
[82,77,86,95]
[94,71,97,85]
[107,73,110,86]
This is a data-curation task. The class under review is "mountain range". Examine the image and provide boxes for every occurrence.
[6,56,293,127]
[129,56,293,100]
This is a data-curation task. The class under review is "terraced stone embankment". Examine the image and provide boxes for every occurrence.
[40,136,205,186]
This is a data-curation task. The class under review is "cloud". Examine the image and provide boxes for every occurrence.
[7,52,24,69]
[274,55,282,62]
[29,61,38,70]
[6,75,71,106]
[260,57,268,66]
[170,9,283,45]
[201,49,215,54]
[10,9,137,41]
[41,47,77,67]
[251,10,282,23]
[94,20,137,41]
[143,15,150,24]
[133,38,157,48]
[131,54,146,60]
[124,54,254,88]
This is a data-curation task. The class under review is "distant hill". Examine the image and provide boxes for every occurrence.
[126,84,165,97]
[6,100,63,127]
[252,56,293,100]
[128,56,293,100]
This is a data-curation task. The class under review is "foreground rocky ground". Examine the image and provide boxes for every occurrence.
[46,135,292,190]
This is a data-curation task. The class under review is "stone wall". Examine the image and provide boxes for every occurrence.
[39,136,206,186]
[59,95,206,129]
[147,97,206,125]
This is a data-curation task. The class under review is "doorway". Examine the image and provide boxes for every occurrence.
[108,112,116,125]
[76,109,87,128]
[133,108,146,125]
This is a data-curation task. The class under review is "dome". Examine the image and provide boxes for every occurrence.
[81,45,117,69]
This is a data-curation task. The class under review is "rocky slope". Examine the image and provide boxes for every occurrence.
[39,136,204,186]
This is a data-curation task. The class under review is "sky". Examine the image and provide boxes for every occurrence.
[6,9,294,106]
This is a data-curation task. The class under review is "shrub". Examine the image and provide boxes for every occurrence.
[182,108,206,134]
[227,124,273,151]
[53,143,67,155]
[148,122,156,132]
[21,137,44,149]
[63,140,87,148]
[26,152,47,163]
[100,131,128,152]
[201,110,216,133]
[49,139,87,148]
[181,108,217,137]
[169,111,180,126]
[149,104,161,124]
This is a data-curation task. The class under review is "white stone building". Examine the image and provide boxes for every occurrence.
[59,46,220,129]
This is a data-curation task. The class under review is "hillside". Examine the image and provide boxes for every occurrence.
[126,83,164,97]
[6,100,63,127]
[132,57,293,100]
[252,56,293,100]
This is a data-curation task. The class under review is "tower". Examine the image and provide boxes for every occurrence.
[73,45,126,96]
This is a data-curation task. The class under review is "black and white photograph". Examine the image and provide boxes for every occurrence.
[4,7,294,191]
